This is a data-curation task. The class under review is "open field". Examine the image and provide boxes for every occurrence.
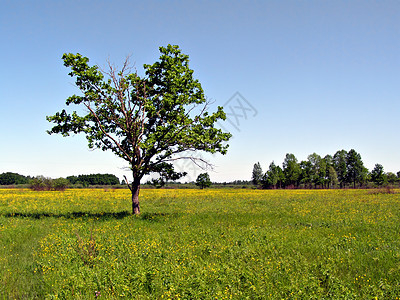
[1,188,400,299]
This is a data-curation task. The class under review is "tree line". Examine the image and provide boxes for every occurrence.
[0,172,121,187]
[0,172,31,185]
[67,174,120,186]
[252,149,400,189]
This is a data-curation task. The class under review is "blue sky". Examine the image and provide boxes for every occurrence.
[1,0,399,182]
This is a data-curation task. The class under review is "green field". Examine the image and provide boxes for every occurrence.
[1,188,400,299]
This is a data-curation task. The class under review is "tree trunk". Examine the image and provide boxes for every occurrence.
[131,178,141,215]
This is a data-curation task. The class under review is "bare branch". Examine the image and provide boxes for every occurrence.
[155,154,215,171]
[174,156,214,170]
[84,103,133,164]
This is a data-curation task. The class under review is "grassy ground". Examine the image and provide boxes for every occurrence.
[1,188,400,299]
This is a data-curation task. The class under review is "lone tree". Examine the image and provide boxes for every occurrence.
[196,173,212,189]
[47,45,231,214]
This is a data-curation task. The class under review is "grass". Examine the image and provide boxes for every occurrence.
[1,188,400,299]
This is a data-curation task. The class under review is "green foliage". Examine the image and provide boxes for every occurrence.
[283,153,301,187]
[333,150,348,188]
[386,172,398,185]
[299,160,313,188]
[327,165,339,188]
[196,173,212,189]
[346,149,367,188]
[0,172,29,185]
[149,162,187,188]
[262,161,283,189]
[53,178,70,191]
[67,174,120,186]
[251,162,263,185]
[371,164,387,186]
[29,176,54,191]
[30,176,69,191]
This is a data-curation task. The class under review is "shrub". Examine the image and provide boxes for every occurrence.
[53,178,70,191]
[30,176,70,191]
[30,176,53,191]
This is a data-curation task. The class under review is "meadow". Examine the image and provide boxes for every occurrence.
[1,188,400,299]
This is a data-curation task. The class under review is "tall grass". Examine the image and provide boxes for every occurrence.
[1,189,400,298]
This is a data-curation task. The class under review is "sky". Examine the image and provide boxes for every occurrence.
[1,0,399,183]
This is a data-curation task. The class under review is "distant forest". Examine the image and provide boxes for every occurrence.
[0,173,121,186]
[252,149,400,189]
[67,174,120,186]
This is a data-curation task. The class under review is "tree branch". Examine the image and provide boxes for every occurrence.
[123,175,132,191]
[84,103,133,164]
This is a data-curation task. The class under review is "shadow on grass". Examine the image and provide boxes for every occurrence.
[1,211,173,221]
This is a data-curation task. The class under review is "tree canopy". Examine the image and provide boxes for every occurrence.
[196,173,212,189]
[371,164,387,186]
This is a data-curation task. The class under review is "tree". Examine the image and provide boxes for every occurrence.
[30,176,54,191]
[323,155,335,188]
[299,160,313,188]
[30,176,70,191]
[386,172,397,185]
[371,164,387,186]
[307,153,327,188]
[282,153,300,188]
[47,45,231,214]
[196,173,212,189]
[53,178,70,191]
[251,162,263,186]
[326,166,339,188]
[323,154,333,167]
[262,161,283,189]
[346,149,366,188]
[333,150,348,188]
